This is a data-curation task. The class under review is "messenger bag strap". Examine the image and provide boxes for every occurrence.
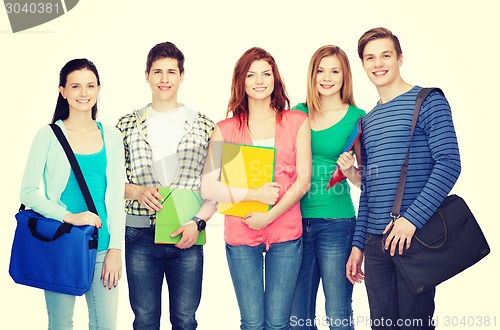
[50,123,99,248]
[390,88,444,219]
[49,124,99,216]
[50,124,99,215]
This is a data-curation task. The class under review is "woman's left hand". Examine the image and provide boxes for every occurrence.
[101,249,122,289]
[242,212,273,230]
[337,152,355,174]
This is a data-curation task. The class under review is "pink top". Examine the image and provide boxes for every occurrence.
[217,110,307,249]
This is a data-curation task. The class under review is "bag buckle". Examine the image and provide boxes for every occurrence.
[390,212,400,221]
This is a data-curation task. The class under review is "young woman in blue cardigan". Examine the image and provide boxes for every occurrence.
[19,58,125,329]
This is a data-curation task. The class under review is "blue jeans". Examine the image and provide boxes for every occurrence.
[291,218,355,330]
[45,250,119,330]
[226,237,303,330]
[364,234,435,330]
[125,226,203,330]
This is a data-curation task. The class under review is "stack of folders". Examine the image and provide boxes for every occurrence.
[217,143,276,217]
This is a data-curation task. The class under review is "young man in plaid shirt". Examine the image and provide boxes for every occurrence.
[116,42,216,330]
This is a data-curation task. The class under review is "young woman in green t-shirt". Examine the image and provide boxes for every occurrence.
[291,45,365,330]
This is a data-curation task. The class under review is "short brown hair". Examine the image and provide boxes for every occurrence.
[146,42,185,74]
[357,27,402,60]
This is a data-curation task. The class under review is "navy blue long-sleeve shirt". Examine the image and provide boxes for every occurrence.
[353,86,461,251]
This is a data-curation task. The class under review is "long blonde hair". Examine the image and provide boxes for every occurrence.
[305,45,355,117]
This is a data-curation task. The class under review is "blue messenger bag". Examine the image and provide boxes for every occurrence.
[9,124,98,296]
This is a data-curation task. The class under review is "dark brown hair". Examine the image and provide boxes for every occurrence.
[146,41,185,74]
[52,58,100,123]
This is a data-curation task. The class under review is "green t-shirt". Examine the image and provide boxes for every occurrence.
[293,103,366,219]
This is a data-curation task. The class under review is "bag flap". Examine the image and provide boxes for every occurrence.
[399,195,471,255]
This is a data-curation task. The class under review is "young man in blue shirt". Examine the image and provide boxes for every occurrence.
[346,27,461,329]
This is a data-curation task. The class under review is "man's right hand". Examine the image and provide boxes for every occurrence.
[137,187,163,212]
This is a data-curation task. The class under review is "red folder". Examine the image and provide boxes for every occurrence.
[326,117,363,190]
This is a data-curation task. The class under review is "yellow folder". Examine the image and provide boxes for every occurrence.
[154,187,206,245]
[217,143,276,217]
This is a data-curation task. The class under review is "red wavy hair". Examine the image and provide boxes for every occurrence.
[226,47,290,126]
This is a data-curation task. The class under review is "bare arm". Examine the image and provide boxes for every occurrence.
[243,118,312,230]
[200,125,280,205]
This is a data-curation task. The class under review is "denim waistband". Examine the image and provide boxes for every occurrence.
[302,217,356,221]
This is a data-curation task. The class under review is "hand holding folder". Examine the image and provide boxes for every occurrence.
[326,117,363,190]
[154,187,206,245]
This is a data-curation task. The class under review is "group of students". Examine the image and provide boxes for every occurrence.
[19,26,461,330]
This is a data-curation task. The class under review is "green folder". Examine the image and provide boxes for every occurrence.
[154,187,206,245]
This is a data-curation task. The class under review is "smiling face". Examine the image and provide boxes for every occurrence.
[146,57,184,105]
[245,59,274,102]
[59,69,100,113]
[362,37,403,89]
[316,55,343,99]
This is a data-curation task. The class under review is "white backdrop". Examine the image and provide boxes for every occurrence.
[1,1,498,329]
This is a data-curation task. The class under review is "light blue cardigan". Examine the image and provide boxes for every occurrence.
[19,120,126,250]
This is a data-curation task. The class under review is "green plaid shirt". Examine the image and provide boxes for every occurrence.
[116,104,215,216]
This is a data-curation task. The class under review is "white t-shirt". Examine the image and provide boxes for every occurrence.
[147,105,186,186]
[252,137,275,148]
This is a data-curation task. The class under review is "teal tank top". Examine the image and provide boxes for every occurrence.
[60,122,109,251]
